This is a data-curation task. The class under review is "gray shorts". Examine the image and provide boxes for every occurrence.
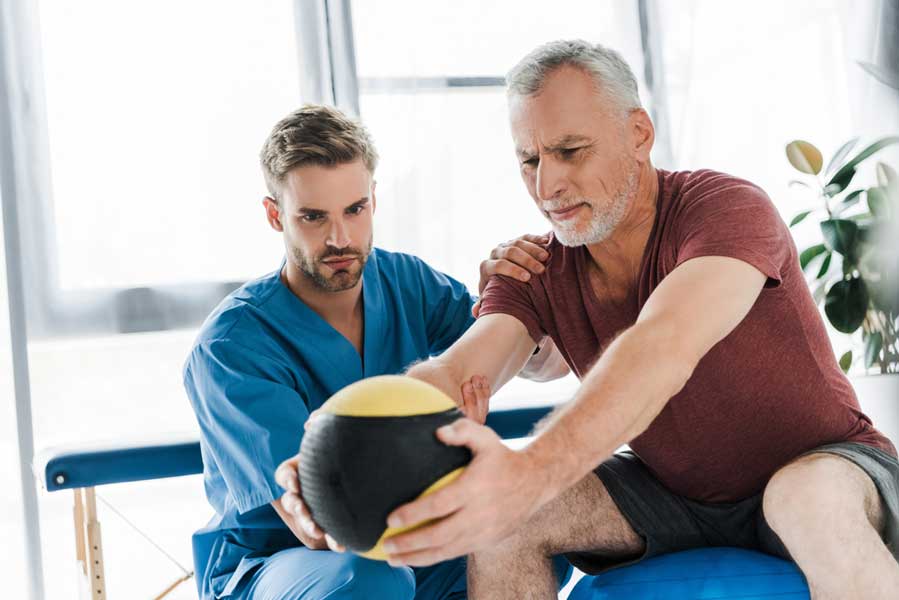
[565,442,899,575]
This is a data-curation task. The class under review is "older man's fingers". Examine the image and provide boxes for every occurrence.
[383,508,464,556]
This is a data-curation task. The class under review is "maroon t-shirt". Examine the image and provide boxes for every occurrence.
[480,168,894,503]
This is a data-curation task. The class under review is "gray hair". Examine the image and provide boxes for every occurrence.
[506,40,642,117]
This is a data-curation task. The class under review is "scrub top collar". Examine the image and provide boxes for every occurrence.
[272,252,387,383]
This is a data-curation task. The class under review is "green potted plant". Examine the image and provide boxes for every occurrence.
[786,136,899,441]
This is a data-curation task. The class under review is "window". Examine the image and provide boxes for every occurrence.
[351,0,653,292]
[22,0,302,337]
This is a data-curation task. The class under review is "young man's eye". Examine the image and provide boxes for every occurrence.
[347,205,365,215]
[301,214,324,223]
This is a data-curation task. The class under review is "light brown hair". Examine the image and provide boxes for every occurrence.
[260,104,379,201]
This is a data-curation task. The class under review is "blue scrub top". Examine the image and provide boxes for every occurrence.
[183,248,475,598]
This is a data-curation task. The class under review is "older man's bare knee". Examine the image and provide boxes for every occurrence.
[469,473,644,600]
[479,471,644,561]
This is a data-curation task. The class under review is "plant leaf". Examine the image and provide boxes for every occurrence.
[843,258,855,276]
[824,277,869,333]
[823,183,844,197]
[839,350,853,373]
[876,162,897,187]
[833,189,865,215]
[816,251,833,279]
[848,212,875,224]
[799,243,827,270]
[865,331,884,368]
[786,140,823,175]
[825,137,859,177]
[790,210,813,227]
[827,136,899,193]
[820,219,859,257]
[828,167,857,195]
[812,279,828,304]
[867,186,889,217]
[869,271,899,314]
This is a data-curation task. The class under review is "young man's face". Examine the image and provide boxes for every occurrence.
[508,66,644,246]
[266,159,375,292]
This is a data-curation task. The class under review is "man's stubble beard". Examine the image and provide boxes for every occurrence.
[290,236,373,293]
[552,162,639,247]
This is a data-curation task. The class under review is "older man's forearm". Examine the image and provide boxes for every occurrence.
[522,321,696,503]
[406,359,466,406]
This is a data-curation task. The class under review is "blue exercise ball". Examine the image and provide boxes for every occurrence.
[568,547,809,600]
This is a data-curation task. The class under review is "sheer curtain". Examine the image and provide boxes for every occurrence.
[656,0,899,361]
[0,213,29,600]
[657,0,898,228]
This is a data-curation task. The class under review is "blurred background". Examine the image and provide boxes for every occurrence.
[2,1,897,598]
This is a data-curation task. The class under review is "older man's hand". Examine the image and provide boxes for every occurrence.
[380,418,548,567]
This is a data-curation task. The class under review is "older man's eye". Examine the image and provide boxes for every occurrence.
[560,147,581,160]
[521,157,539,168]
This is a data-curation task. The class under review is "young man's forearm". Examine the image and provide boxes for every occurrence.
[522,320,697,503]
[517,339,571,382]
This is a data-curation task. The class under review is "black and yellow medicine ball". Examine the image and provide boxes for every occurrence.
[298,375,471,560]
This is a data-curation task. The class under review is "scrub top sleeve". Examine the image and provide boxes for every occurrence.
[414,258,476,355]
[185,339,310,514]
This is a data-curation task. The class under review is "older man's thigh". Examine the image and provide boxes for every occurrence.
[763,452,885,542]
[510,472,645,557]
[243,547,415,600]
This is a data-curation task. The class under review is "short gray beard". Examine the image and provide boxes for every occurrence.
[551,168,638,247]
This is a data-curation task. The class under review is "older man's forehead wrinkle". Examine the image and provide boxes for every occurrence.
[544,134,593,152]
[517,133,594,159]
[516,146,536,159]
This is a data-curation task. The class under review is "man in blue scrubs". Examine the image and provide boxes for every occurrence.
[183,105,568,599]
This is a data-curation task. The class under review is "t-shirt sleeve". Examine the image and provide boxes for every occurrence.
[411,257,477,355]
[478,275,545,344]
[184,339,309,514]
[674,179,791,288]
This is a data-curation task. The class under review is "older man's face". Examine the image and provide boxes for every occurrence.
[509,66,640,246]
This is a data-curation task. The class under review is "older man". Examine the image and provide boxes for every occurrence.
[361,41,899,599]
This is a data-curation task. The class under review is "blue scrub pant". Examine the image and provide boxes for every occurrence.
[231,547,572,599]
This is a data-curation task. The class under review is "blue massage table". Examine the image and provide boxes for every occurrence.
[33,405,810,599]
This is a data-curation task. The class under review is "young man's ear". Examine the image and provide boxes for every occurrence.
[263,196,284,232]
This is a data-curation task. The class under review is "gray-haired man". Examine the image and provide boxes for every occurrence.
[371,40,899,599]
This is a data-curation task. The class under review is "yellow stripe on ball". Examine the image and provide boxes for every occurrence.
[359,467,465,560]
[321,375,457,417]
